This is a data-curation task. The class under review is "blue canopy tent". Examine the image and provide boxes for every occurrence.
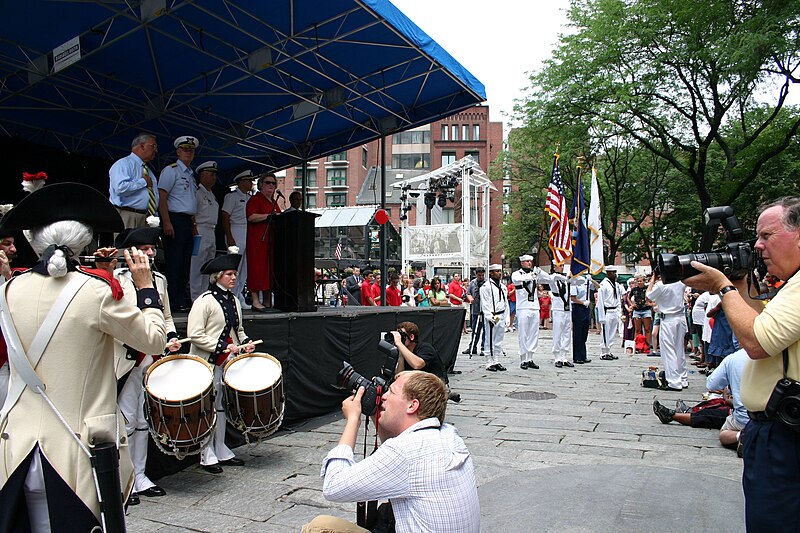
[0,0,485,174]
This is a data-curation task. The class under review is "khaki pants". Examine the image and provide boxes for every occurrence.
[302,515,369,533]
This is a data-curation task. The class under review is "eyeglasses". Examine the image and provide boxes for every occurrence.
[263,181,277,185]
[143,143,158,150]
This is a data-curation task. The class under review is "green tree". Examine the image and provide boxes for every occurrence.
[522,0,800,219]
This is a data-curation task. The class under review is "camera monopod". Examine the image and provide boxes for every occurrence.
[356,409,381,530]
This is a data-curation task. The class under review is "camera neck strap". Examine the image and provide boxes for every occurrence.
[783,348,791,379]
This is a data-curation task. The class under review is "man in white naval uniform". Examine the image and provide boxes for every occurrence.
[597,267,623,360]
[480,264,509,372]
[549,263,574,368]
[221,170,254,308]
[190,161,219,300]
[511,254,551,370]
[647,272,689,390]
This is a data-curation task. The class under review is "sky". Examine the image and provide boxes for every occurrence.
[390,0,572,131]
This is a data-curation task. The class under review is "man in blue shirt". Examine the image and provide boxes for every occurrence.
[158,135,199,310]
[108,132,160,229]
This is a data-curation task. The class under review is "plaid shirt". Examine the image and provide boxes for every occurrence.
[321,418,481,533]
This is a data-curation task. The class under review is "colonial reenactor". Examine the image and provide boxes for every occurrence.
[0,183,166,531]
[109,227,181,506]
[190,161,220,300]
[187,252,255,473]
[511,254,552,370]
[597,266,623,360]
[0,205,15,409]
[480,264,509,372]
[221,170,255,309]
[549,263,574,368]
[158,135,199,310]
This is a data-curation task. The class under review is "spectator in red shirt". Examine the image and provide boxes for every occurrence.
[448,273,466,306]
[360,271,376,305]
[507,278,517,332]
[385,272,403,306]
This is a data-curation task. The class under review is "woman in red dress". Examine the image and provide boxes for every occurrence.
[246,174,281,311]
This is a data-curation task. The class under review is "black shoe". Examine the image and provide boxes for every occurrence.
[520,361,529,369]
[555,361,563,368]
[139,485,166,497]
[202,464,223,474]
[528,362,539,369]
[449,392,462,403]
[600,354,614,361]
[486,365,498,372]
[496,364,507,371]
[220,457,244,466]
[127,492,140,506]
[664,386,683,392]
[653,400,675,424]
[574,360,585,364]
[584,359,592,363]
[562,361,574,368]
[675,400,691,413]
[462,349,472,355]
[448,370,462,375]
[611,355,619,360]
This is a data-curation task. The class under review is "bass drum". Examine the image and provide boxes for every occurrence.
[223,352,285,441]
[144,354,215,459]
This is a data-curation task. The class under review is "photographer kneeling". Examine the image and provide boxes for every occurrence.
[392,321,461,403]
[303,371,480,533]
[683,197,800,532]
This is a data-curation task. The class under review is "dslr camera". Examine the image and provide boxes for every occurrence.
[336,337,400,416]
[658,206,756,284]
[765,377,800,432]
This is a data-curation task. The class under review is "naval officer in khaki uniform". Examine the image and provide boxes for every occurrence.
[187,252,255,473]
[0,183,166,532]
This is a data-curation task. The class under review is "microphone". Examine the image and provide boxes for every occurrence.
[276,189,285,199]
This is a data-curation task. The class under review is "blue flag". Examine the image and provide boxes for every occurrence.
[570,172,590,276]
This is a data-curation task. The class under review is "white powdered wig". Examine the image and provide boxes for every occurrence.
[146,215,160,228]
[227,245,239,254]
[28,221,93,278]
[0,204,13,216]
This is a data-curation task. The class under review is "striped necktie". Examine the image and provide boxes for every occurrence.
[144,166,156,215]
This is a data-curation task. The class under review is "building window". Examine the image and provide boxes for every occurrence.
[327,193,347,207]
[391,153,430,169]
[305,193,317,209]
[362,146,368,168]
[327,168,347,186]
[462,124,469,141]
[473,124,480,140]
[465,150,480,164]
[441,125,449,141]
[451,125,459,141]
[294,168,317,188]
[441,151,456,166]
[392,131,431,144]
[328,151,347,162]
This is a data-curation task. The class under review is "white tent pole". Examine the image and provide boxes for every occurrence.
[462,163,471,280]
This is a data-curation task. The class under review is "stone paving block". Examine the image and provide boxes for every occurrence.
[128,501,253,532]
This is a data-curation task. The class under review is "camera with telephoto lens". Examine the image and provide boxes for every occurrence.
[336,339,400,416]
[658,206,756,284]
[765,377,800,432]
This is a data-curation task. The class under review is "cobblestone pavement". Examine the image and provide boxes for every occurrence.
[127,326,744,532]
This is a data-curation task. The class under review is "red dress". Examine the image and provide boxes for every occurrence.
[246,193,281,291]
[539,293,552,320]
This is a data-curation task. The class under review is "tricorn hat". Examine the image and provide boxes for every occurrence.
[114,227,161,249]
[0,182,123,234]
[201,253,242,275]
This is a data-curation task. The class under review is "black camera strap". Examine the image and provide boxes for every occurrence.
[782,347,790,379]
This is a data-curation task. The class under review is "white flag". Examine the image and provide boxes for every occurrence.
[588,167,605,275]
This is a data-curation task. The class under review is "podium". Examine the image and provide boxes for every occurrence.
[271,210,319,312]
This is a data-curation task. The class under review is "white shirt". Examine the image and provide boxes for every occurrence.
[480,278,508,318]
[597,277,623,321]
[691,291,712,326]
[647,281,686,315]
[570,276,591,307]
[511,267,550,311]
[321,418,480,533]
[194,186,219,227]
[221,189,249,225]
[549,273,571,312]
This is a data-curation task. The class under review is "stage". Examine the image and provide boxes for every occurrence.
[148,305,466,479]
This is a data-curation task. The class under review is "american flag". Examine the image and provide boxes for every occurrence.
[545,154,572,264]
[334,240,343,261]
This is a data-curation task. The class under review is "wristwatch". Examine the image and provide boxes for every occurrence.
[718,285,737,297]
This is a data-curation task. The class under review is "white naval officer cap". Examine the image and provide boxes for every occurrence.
[234,170,256,182]
[174,135,199,150]
[488,263,502,271]
[196,161,218,174]
[519,254,534,262]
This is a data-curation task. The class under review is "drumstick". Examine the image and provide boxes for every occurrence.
[223,339,263,353]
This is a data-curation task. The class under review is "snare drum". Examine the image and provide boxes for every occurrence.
[223,352,285,440]
[144,354,216,458]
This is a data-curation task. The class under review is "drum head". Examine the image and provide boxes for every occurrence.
[147,356,213,401]
[225,353,282,392]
